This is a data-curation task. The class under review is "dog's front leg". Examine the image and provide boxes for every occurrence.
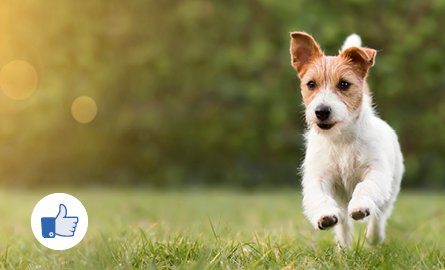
[348,169,392,220]
[302,173,341,231]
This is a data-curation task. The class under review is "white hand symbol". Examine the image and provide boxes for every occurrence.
[55,204,78,237]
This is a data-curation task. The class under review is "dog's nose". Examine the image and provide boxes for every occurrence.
[315,105,331,121]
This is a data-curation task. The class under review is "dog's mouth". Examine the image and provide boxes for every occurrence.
[317,123,336,130]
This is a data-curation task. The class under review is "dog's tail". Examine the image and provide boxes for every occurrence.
[341,34,362,51]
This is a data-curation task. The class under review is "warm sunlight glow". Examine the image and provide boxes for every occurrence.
[0,60,38,100]
[71,96,98,124]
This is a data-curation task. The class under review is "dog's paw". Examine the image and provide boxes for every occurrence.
[317,215,338,230]
[350,208,370,220]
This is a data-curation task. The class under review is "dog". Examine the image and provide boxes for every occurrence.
[289,32,404,247]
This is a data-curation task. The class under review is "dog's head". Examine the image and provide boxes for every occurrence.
[290,32,376,134]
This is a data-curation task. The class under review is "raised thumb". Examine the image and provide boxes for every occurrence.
[56,204,67,218]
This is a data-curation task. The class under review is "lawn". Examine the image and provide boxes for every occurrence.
[0,188,443,269]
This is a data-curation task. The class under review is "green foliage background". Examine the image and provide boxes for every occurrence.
[0,0,444,188]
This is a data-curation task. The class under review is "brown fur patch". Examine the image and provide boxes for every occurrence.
[290,32,323,76]
[340,47,376,77]
[290,32,376,112]
[299,56,365,112]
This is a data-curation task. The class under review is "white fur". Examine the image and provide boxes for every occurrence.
[305,86,352,131]
[301,35,404,247]
[341,33,362,51]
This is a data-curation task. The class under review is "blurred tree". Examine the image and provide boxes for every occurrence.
[0,0,443,188]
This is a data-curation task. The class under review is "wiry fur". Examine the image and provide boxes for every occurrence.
[290,32,404,247]
[341,33,362,51]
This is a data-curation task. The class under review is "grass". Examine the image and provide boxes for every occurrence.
[0,188,443,269]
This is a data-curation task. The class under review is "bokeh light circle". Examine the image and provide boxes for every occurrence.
[0,60,38,100]
[71,96,98,124]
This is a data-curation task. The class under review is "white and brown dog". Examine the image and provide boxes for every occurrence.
[290,32,404,247]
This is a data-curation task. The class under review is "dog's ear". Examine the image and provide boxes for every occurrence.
[340,47,376,77]
[290,32,323,76]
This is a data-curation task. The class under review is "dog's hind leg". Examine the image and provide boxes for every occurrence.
[335,216,353,247]
[366,194,397,245]
[366,213,387,245]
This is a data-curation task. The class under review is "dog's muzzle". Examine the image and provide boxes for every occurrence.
[315,105,335,130]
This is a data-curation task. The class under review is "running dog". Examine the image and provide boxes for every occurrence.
[289,32,404,247]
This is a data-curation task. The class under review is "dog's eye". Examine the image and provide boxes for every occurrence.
[306,80,317,90]
[338,80,351,91]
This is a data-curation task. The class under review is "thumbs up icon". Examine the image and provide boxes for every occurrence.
[41,204,79,238]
